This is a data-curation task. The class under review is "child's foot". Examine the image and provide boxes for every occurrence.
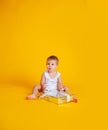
[72,97,78,103]
[26,94,36,100]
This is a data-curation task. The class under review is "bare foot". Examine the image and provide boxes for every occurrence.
[26,94,36,100]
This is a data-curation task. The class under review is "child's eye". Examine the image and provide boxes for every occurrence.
[52,64,54,65]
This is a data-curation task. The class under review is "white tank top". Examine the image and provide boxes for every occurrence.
[44,71,60,91]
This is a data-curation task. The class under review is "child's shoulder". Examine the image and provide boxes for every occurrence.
[57,71,61,74]
[57,71,61,76]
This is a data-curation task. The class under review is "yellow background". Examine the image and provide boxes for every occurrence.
[0,0,108,130]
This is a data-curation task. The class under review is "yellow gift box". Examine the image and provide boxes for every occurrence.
[43,94,74,104]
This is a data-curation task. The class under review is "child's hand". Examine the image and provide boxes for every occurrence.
[42,86,46,92]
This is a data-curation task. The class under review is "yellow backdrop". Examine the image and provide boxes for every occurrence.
[0,0,108,130]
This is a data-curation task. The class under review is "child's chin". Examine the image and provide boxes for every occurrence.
[48,69,52,72]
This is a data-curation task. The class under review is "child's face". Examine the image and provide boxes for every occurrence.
[46,60,58,72]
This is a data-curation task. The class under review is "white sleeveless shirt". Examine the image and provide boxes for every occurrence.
[44,71,60,91]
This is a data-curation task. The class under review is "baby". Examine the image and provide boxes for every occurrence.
[26,55,77,103]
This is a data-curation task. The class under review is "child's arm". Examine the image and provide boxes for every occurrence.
[40,73,46,91]
[57,76,64,91]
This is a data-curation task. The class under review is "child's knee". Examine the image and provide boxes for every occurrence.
[34,85,40,90]
[64,86,70,93]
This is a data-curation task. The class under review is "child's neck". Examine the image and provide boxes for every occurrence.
[47,70,57,79]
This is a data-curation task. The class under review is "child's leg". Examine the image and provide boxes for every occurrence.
[26,85,41,100]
